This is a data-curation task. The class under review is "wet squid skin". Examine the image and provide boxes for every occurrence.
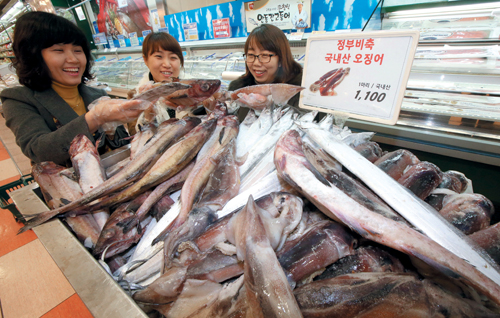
[469,222,500,265]
[294,272,432,318]
[241,196,302,318]
[425,170,470,211]
[397,161,443,200]
[315,245,405,281]
[354,141,384,163]
[302,139,406,223]
[422,279,500,318]
[133,192,301,308]
[274,129,500,306]
[374,149,420,180]
[439,193,495,235]
[276,219,356,287]
[93,191,152,259]
[438,171,469,193]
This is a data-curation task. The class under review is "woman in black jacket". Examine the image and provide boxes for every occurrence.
[0,12,145,165]
[228,24,303,107]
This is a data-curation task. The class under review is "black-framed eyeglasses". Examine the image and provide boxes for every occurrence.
[243,53,276,63]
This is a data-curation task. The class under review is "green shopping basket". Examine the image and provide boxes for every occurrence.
[0,174,34,223]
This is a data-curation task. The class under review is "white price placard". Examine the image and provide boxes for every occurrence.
[118,0,128,8]
[300,30,419,125]
[75,7,86,20]
[129,32,140,46]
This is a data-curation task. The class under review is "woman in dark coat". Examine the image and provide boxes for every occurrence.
[0,12,144,165]
[228,24,303,108]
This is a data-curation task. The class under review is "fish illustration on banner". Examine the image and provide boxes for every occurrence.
[245,0,311,32]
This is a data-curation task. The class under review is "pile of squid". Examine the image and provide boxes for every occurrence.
[24,80,500,317]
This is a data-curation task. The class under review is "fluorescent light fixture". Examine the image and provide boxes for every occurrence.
[386,2,500,19]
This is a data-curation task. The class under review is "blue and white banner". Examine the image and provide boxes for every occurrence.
[164,1,247,42]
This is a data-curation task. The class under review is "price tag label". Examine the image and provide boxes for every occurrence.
[118,0,128,8]
[75,7,86,20]
[142,30,152,38]
[117,35,126,47]
[107,36,115,48]
[129,32,140,46]
[183,22,199,41]
[289,32,303,41]
[300,30,419,125]
[159,27,169,34]
[92,32,107,45]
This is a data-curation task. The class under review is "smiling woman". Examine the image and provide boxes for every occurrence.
[0,12,146,165]
[228,24,303,107]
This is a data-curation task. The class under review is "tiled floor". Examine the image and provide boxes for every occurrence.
[0,115,94,317]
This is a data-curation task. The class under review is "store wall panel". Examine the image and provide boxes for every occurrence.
[164,1,247,41]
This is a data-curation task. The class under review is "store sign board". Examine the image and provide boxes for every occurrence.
[212,18,231,38]
[300,30,420,125]
[117,35,126,47]
[245,0,311,32]
[107,36,115,48]
[75,7,86,21]
[118,0,128,8]
[93,32,107,45]
[150,9,162,31]
[183,22,199,41]
[129,32,140,46]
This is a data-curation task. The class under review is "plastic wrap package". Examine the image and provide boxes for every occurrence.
[87,96,152,135]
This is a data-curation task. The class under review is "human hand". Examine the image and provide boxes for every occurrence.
[86,96,152,133]
[137,81,155,94]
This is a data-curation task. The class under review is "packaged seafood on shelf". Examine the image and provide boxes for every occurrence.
[8,80,500,317]
[93,58,149,90]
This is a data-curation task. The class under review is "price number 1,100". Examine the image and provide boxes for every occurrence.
[354,90,386,103]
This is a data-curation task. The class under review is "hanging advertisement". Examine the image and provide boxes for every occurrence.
[150,9,162,31]
[93,0,152,42]
[164,1,247,42]
[212,18,231,38]
[245,0,311,32]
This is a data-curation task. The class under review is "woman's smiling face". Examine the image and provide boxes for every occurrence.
[246,40,279,84]
[41,43,87,86]
[144,48,181,82]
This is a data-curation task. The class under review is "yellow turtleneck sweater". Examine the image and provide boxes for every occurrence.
[51,82,86,116]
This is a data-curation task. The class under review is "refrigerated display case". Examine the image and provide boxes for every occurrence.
[344,0,500,214]
[92,37,307,94]
[91,1,500,207]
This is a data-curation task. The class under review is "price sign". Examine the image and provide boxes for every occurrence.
[159,27,169,34]
[92,32,107,45]
[142,30,152,38]
[117,35,126,47]
[212,18,231,38]
[300,31,419,125]
[107,36,115,48]
[129,32,140,46]
[183,23,199,41]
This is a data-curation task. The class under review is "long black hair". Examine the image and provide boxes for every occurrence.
[12,11,94,91]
